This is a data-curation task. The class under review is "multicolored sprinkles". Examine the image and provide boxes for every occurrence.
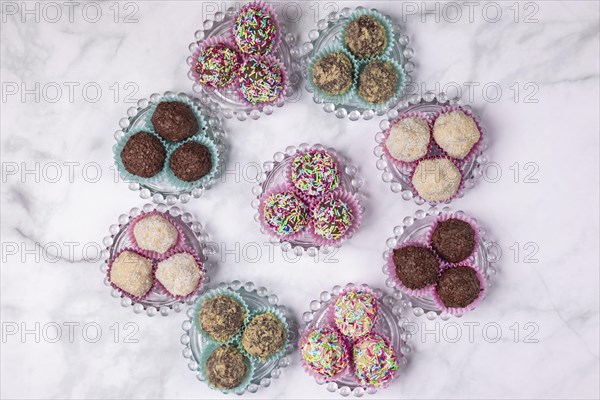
[195,43,242,88]
[333,289,377,339]
[353,333,398,388]
[238,55,284,105]
[233,4,278,55]
[263,191,309,237]
[311,195,354,241]
[291,150,340,196]
[300,327,349,379]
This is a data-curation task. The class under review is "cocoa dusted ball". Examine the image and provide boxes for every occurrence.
[169,141,213,182]
[311,51,354,96]
[431,219,476,263]
[358,60,398,104]
[120,131,166,178]
[151,101,199,142]
[392,246,439,289]
[344,15,387,59]
[436,266,482,308]
[205,345,248,390]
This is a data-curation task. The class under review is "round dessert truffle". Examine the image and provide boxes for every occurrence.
[109,251,153,298]
[151,101,199,142]
[233,4,278,55]
[132,213,179,254]
[262,192,309,237]
[433,110,481,159]
[120,131,166,178]
[411,158,461,202]
[205,345,249,390]
[436,266,482,308]
[353,333,398,388]
[333,289,377,339]
[311,51,354,96]
[290,151,340,196]
[392,245,439,290]
[241,313,286,361]
[344,15,387,59]
[300,327,349,379]
[169,141,213,182]
[431,218,477,263]
[385,117,431,163]
[155,252,203,297]
[195,43,242,88]
[358,60,398,104]
[238,56,285,105]
[311,195,355,241]
[199,295,246,342]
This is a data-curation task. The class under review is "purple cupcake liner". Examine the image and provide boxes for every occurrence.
[299,325,352,382]
[191,36,242,91]
[382,111,433,173]
[431,105,484,165]
[327,286,380,342]
[351,331,399,389]
[230,0,281,56]
[432,263,487,316]
[385,241,439,298]
[235,54,288,107]
[425,211,481,266]
[107,247,156,302]
[309,190,362,247]
[153,247,205,302]
[284,148,343,200]
[409,155,465,205]
[126,210,185,259]
[258,183,311,242]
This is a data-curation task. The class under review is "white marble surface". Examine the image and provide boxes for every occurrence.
[1,1,599,399]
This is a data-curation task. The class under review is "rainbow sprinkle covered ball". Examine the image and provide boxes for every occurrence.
[333,289,377,339]
[195,43,242,88]
[262,191,309,237]
[311,195,354,241]
[353,333,399,388]
[291,150,340,197]
[233,3,278,55]
[238,55,285,105]
[300,327,349,379]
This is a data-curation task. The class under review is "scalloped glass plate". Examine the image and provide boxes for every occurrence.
[374,91,489,205]
[300,283,411,397]
[99,203,214,317]
[383,207,500,320]
[181,280,298,394]
[300,6,415,120]
[187,8,301,121]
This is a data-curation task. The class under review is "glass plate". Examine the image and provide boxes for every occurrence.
[383,206,500,320]
[186,8,301,121]
[374,91,489,205]
[180,280,298,394]
[300,283,412,397]
[300,6,416,120]
[250,143,364,256]
[99,203,214,317]
[114,91,226,204]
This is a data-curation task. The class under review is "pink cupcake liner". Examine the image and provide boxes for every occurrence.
[382,111,433,173]
[409,155,465,205]
[425,211,481,266]
[235,54,288,107]
[284,148,343,200]
[327,286,381,342]
[127,210,185,259]
[309,190,362,247]
[107,247,156,302]
[258,183,311,242]
[432,263,487,316]
[351,331,400,389]
[299,325,352,382]
[191,36,242,91]
[230,0,282,56]
[430,105,485,165]
[385,241,439,297]
[153,247,205,302]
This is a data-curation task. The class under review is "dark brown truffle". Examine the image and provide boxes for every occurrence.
[120,131,166,178]
[431,219,476,263]
[344,15,387,59]
[205,345,248,390]
[311,52,354,96]
[241,313,286,360]
[392,246,439,289]
[436,266,482,308]
[151,101,199,142]
[358,61,398,104]
[199,295,245,342]
[169,141,212,182]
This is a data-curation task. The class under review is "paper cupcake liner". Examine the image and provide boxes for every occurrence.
[382,111,434,173]
[284,148,343,201]
[306,44,358,105]
[425,211,481,266]
[340,8,395,61]
[430,105,485,165]
[432,263,487,316]
[230,0,281,56]
[113,126,168,186]
[299,325,352,382]
[238,306,290,364]
[327,286,380,342]
[126,210,185,259]
[235,54,288,107]
[144,93,207,144]
[309,190,362,247]
[153,247,205,302]
[355,57,407,111]
[107,247,156,302]
[351,330,399,389]
[409,156,465,205]
[258,182,311,242]
[163,135,223,191]
[191,36,242,91]
[197,342,255,395]
[193,288,251,345]
[385,241,438,298]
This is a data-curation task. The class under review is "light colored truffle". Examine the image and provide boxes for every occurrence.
[412,158,461,202]
[156,252,202,296]
[133,214,178,254]
[110,251,153,297]
[433,111,480,159]
[385,117,430,162]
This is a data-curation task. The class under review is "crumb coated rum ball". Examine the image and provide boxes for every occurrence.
[233,3,278,55]
[411,158,461,202]
[262,191,309,237]
[238,56,285,105]
[333,289,377,339]
[300,327,349,379]
[120,131,166,178]
[241,313,286,361]
[358,60,398,104]
[433,110,481,159]
[311,195,355,241]
[290,150,340,197]
[169,141,213,182]
[344,15,387,59]
[392,245,439,290]
[385,117,431,163]
[151,101,199,142]
[199,294,246,342]
[205,345,249,390]
[195,43,242,88]
[311,51,354,96]
[109,251,154,298]
[353,333,398,388]
[155,252,203,297]
[132,213,179,254]
[436,266,482,308]
[431,218,477,263]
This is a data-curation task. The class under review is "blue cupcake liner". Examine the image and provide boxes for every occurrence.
[307,44,358,105]
[356,56,406,111]
[239,306,290,364]
[144,93,207,145]
[193,287,250,345]
[197,342,255,394]
[113,126,168,186]
[341,8,395,61]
